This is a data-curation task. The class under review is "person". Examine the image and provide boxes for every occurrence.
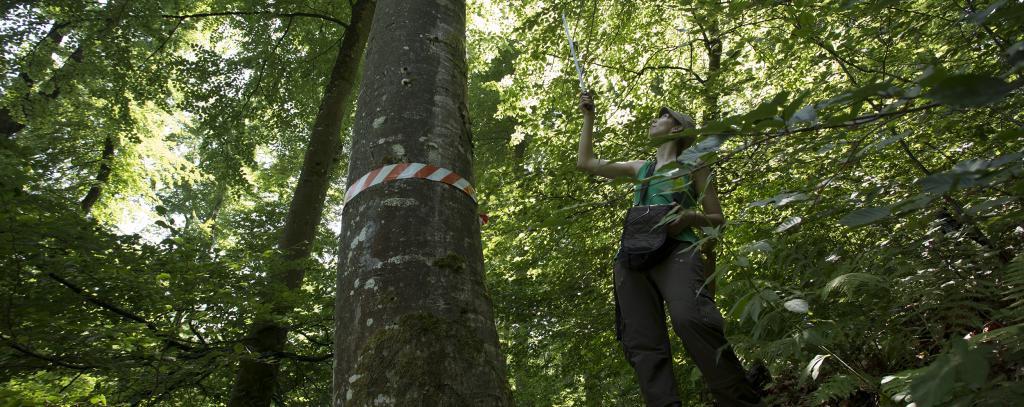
[575,92,765,407]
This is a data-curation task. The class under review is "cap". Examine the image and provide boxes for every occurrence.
[658,106,696,129]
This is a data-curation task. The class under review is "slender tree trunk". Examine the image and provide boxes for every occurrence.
[333,0,510,405]
[699,20,723,291]
[700,21,722,123]
[80,135,115,213]
[226,1,377,406]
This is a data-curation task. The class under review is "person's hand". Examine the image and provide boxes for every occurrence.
[578,92,595,116]
[668,208,703,234]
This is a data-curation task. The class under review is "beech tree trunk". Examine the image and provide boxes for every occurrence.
[226,1,377,406]
[333,0,510,405]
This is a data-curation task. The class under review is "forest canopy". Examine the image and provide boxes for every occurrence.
[1,0,1022,406]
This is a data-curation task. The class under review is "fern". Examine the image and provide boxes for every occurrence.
[807,374,860,405]
[1002,255,1024,323]
[880,367,925,405]
[821,272,887,300]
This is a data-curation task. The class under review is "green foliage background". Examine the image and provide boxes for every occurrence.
[1,0,1023,405]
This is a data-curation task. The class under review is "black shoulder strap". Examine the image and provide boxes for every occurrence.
[637,160,656,205]
[639,160,699,206]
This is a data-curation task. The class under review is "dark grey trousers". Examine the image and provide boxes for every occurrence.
[614,246,765,407]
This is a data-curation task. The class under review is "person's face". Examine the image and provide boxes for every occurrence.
[648,113,681,138]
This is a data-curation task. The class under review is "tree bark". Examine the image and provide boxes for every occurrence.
[333,0,510,405]
[700,21,722,123]
[225,1,377,406]
[699,19,723,293]
[80,135,115,213]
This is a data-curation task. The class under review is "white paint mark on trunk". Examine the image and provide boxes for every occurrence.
[386,254,431,264]
[382,197,417,207]
[350,222,376,251]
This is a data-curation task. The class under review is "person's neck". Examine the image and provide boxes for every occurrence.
[655,141,678,168]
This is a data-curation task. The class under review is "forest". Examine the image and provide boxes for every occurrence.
[1,0,1022,406]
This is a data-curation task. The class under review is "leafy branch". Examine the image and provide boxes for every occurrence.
[159,11,349,28]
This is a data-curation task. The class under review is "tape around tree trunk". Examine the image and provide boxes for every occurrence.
[344,163,488,225]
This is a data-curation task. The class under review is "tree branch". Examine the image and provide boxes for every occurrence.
[275,351,332,362]
[591,62,707,84]
[1,335,92,370]
[45,273,197,351]
[161,11,348,28]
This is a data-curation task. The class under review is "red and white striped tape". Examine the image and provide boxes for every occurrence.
[345,162,477,205]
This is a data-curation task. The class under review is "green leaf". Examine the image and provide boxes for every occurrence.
[849,81,895,101]
[805,354,829,380]
[1007,41,1024,72]
[741,293,762,322]
[892,193,938,213]
[838,207,891,227]
[787,104,817,126]
[743,91,790,123]
[740,240,772,254]
[735,255,750,268]
[676,135,726,165]
[918,173,958,194]
[925,74,1012,107]
[966,0,1007,24]
[916,65,948,88]
[810,374,859,403]
[965,197,1014,216]
[748,191,808,208]
[800,326,826,347]
[775,216,802,232]
[909,353,957,407]
[782,89,812,119]
[952,338,989,389]
[784,298,809,314]
[871,130,910,151]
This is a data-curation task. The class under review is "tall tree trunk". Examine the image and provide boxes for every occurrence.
[226,1,377,406]
[699,19,723,292]
[700,21,722,123]
[80,135,115,213]
[333,0,510,405]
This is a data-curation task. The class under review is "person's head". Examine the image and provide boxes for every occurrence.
[648,106,696,151]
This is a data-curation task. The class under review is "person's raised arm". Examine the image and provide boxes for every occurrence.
[575,92,642,179]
